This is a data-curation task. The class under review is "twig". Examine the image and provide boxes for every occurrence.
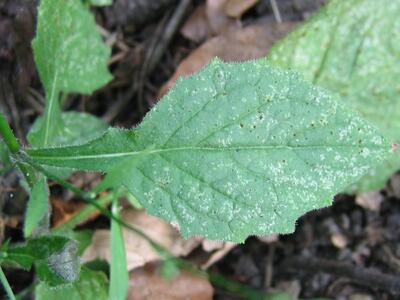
[144,0,192,75]
[113,0,178,29]
[282,256,400,295]
[270,0,282,23]
[137,0,192,114]
[264,244,275,288]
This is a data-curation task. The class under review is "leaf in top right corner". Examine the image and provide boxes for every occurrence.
[268,0,400,192]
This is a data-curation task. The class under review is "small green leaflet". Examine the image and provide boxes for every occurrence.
[23,177,50,238]
[4,236,79,286]
[109,199,129,300]
[268,0,400,192]
[30,0,112,147]
[27,59,391,242]
[36,267,108,300]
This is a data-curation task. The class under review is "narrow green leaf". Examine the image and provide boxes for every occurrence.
[0,267,16,300]
[268,0,400,191]
[109,199,129,300]
[36,267,108,300]
[27,59,391,242]
[24,177,50,238]
[87,0,113,6]
[31,0,112,147]
[5,236,79,286]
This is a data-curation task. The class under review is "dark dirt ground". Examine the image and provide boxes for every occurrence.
[1,0,399,299]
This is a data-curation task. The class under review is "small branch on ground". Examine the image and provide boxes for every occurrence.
[282,256,400,295]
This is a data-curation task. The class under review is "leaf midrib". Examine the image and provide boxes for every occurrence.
[28,143,385,162]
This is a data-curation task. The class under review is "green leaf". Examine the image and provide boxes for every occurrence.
[29,112,108,148]
[60,230,94,256]
[5,236,79,286]
[24,177,50,238]
[35,267,108,300]
[27,59,391,242]
[28,112,108,178]
[31,0,112,147]
[268,0,400,191]
[109,199,129,300]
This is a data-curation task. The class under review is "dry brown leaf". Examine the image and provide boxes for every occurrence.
[257,234,279,244]
[82,208,201,270]
[160,22,296,96]
[206,0,236,34]
[201,242,236,269]
[51,198,87,227]
[201,239,225,252]
[181,5,210,42]
[225,0,259,18]
[128,263,213,300]
[331,233,348,249]
[183,0,257,42]
[355,191,384,212]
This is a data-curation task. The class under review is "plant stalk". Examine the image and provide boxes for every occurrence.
[0,266,16,300]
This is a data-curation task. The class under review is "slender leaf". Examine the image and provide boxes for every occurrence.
[268,0,400,191]
[30,0,112,147]
[87,0,113,6]
[0,267,16,300]
[24,177,50,238]
[109,198,129,300]
[36,267,108,300]
[27,59,391,242]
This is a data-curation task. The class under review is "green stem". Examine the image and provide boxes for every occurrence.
[18,152,95,201]
[0,112,37,188]
[0,112,20,154]
[0,266,16,300]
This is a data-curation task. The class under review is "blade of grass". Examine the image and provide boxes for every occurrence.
[109,195,129,300]
[0,266,16,300]
[0,112,20,154]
